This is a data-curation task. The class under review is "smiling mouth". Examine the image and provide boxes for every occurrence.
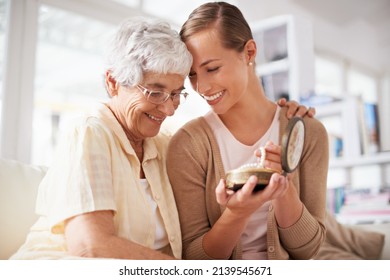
[202,91,223,101]
[146,113,164,123]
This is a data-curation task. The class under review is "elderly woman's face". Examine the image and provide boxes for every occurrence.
[110,72,185,140]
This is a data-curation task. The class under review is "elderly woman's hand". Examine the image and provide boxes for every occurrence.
[277,98,316,119]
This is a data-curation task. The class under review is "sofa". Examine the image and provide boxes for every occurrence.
[0,157,389,259]
[0,158,47,259]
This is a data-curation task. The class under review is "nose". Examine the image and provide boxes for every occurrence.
[193,76,211,94]
[157,98,175,116]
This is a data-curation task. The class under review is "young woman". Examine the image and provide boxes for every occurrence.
[167,2,328,260]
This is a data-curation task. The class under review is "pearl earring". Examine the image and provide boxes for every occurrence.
[249,61,253,66]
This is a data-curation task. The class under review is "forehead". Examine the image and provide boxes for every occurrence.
[142,72,185,89]
[185,29,222,56]
[185,29,239,66]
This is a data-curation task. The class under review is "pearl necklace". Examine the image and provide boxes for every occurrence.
[238,147,266,169]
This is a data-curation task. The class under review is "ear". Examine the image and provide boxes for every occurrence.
[244,39,257,64]
[105,71,119,97]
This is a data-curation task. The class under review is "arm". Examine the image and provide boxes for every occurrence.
[276,117,329,259]
[167,125,215,259]
[256,142,303,228]
[208,173,290,259]
[254,117,328,259]
[65,210,175,260]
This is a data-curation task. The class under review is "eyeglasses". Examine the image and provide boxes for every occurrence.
[136,84,189,105]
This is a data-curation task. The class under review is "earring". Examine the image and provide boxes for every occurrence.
[249,61,253,66]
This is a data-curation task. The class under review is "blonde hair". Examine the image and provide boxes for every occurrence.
[180,2,253,53]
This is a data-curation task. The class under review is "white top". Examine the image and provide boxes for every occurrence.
[204,106,280,259]
[139,179,169,250]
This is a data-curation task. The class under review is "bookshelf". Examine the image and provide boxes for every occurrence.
[329,152,390,169]
[250,15,390,225]
[316,96,390,224]
[250,15,315,102]
[316,96,387,162]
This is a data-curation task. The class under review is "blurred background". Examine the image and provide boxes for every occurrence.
[1,0,390,223]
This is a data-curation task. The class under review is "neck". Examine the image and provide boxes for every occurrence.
[106,103,145,162]
[129,139,144,161]
[219,85,277,146]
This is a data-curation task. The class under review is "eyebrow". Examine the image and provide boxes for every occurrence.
[200,58,220,67]
[145,82,185,91]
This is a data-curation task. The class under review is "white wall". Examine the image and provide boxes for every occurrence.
[237,0,389,75]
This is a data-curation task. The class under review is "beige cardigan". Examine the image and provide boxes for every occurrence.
[167,107,328,259]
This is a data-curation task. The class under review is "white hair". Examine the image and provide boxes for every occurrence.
[105,17,193,86]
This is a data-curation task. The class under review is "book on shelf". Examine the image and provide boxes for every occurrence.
[326,186,345,215]
[303,94,382,158]
[343,188,389,205]
[358,102,381,155]
[327,134,343,158]
[335,188,390,224]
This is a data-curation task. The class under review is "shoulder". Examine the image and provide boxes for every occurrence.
[152,130,172,151]
[168,116,214,159]
[55,114,118,157]
[181,116,209,133]
[302,115,328,140]
[65,115,111,138]
[170,117,210,141]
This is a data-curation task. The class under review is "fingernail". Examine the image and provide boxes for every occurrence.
[250,176,258,183]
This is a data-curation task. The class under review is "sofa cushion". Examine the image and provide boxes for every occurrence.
[314,213,386,260]
[0,158,47,259]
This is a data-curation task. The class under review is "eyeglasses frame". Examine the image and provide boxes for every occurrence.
[136,84,188,105]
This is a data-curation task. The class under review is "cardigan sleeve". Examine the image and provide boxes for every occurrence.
[167,120,215,259]
[276,114,328,259]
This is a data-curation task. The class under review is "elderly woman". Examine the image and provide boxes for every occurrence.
[10,17,311,260]
[10,18,192,260]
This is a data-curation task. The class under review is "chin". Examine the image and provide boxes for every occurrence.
[210,105,229,115]
[145,126,161,138]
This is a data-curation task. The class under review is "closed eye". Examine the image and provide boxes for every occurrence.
[207,66,220,73]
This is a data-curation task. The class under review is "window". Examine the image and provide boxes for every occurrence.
[32,5,115,166]
[315,55,343,97]
[0,0,8,139]
[347,68,377,103]
[110,0,139,7]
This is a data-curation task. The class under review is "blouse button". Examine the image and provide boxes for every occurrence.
[268,246,275,252]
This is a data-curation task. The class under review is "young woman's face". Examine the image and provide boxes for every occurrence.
[110,72,185,140]
[185,29,250,115]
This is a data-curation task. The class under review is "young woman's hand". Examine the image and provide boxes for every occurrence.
[215,176,265,218]
[254,141,282,173]
[215,172,290,219]
[277,98,315,119]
